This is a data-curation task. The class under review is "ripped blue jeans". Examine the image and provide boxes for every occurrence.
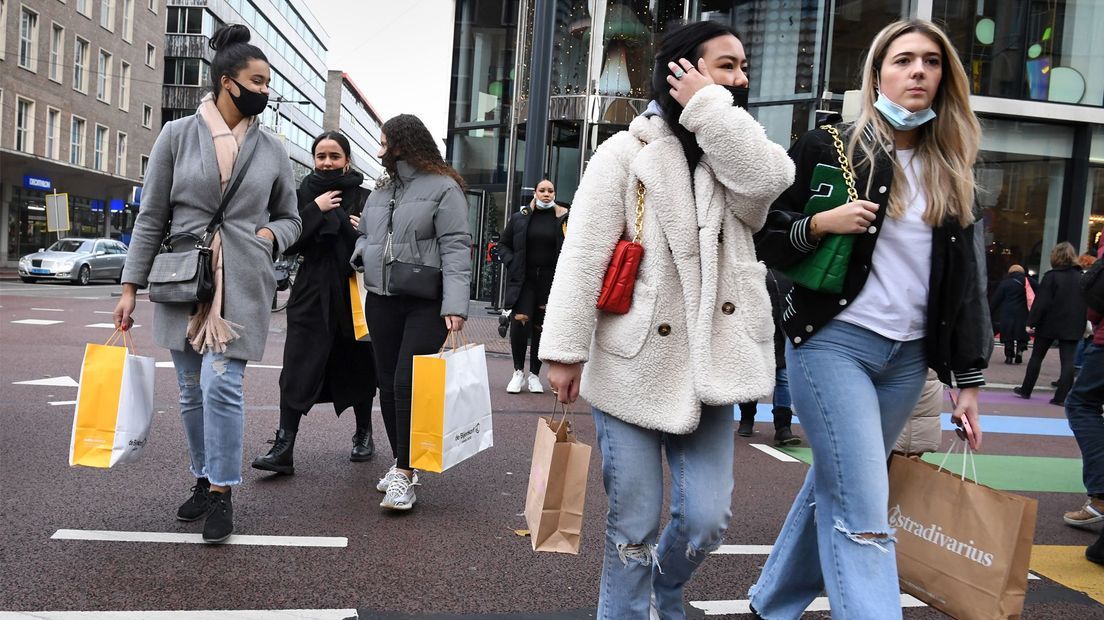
[749,320,926,619]
[170,347,247,486]
[592,403,734,619]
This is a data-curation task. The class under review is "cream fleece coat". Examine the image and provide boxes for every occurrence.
[539,85,795,434]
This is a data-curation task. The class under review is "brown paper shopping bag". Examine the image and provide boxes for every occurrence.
[888,450,1038,619]
[524,406,592,554]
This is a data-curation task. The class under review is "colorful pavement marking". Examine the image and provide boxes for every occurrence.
[778,447,1084,494]
[1030,545,1104,604]
[750,404,1074,437]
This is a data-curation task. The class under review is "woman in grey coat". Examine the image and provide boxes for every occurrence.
[352,114,471,511]
[113,25,301,543]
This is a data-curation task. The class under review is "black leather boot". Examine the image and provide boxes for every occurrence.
[737,402,756,437]
[773,407,802,447]
[251,429,296,474]
[350,427,374,462]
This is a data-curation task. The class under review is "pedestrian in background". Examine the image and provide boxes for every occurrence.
[737,268,802,447]
[252,131,377,476]
[990,264,1030,364]
[351,114,471,511]
[1063,244,1104,565]
[498,179,568,394]
[1074,253,1098,372]
[543,21,794,618]
[1014,242,1087,405]
[749,19,989,618]
[113,24,301,543]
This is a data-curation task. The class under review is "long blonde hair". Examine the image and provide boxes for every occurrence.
[849,19,979,228]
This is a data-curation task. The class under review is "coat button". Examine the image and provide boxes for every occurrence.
[868,225,878,234]
[721,302,735,315]
[878,185,887,194]
[793,336,803,344]
[805,324,813,333]
[839,299,848,306]
[950,236,957,243]
[657,323,671,336]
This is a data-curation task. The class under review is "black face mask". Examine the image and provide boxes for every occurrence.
[226,77,269,117]
[723,85,750,110]
[314,168,347,180]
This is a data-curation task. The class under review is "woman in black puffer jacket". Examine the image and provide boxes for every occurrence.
[990,264,1030,364]
[1015,242,1088,404]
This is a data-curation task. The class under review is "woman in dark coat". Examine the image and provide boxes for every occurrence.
[990,264,1030,364]
[497,179,568,394]
[1015,242,1088,404]
[252,131,377,474]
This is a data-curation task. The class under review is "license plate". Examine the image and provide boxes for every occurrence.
[31,268,50,275]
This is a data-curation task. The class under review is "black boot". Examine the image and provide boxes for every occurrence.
[773,407,802,447]
[737,402,756,437]
[176,477,211,521]
[251,429,296,474]
[202,487,233,543]
[350,427,374,462]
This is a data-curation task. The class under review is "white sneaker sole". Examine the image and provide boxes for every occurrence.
[1064,513,1104,526]
[527,384,544,393]
[380,495,415,510]
[506,386,522,394]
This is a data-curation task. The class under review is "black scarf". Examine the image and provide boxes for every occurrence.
[300,169,365,210]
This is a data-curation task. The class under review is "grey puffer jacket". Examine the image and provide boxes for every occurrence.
[352,160,472,318]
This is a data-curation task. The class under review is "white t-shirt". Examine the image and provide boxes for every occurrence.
[836,149,932,341]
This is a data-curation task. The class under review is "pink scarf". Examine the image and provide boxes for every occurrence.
[187,94,251,354]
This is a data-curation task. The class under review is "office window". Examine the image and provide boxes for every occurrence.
[115,132,127,175]
[118,62,130,110]
[0,0,7,61]
[164,58,208,86]
[145,42,156,68]
[99,0,114,31]
[97,50,112,102]
[15,97,35,153]
[70,116,86,165]
[48,23,64,82]
[121,0,133,41]
[73,37,89,92]
[46,107,61,159]
[76,0,90,16]
[140,154,149,178]
[19,6,38,71]
[147,0,155,13]
[142,104,152,127]
[93,125,108,171]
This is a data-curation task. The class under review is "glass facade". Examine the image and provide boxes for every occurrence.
[933,0,1104,107]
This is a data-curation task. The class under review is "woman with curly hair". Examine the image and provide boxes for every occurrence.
[351,114,471,511]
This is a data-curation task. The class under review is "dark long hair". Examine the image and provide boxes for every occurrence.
[649,21,742,174]
[381,114,467,191]
[208,24,268,96]
[311,130,353,164]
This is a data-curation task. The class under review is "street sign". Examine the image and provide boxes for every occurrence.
[45,193,71,232]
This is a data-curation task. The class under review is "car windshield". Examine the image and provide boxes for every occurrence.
[47,240,93,253]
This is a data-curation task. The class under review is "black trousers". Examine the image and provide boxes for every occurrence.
[363,292,449,469]
[510,267,554,372]
[1020,337,1079,401]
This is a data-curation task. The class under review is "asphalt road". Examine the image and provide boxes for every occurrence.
[0,280,1101,619]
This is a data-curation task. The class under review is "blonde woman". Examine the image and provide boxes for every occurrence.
[749,20,991,617]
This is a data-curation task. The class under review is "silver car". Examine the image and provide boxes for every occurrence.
[18,238,128,285]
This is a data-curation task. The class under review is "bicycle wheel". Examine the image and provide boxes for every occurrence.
[271,255,300,312]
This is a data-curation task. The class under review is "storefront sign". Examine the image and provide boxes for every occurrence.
[110,199,125,213]
[23,175,52,191]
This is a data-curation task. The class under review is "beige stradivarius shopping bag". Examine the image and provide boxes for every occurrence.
[888,449,1038,619]
[524,405,592,554]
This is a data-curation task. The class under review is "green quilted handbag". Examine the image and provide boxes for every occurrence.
[784,125,859,294]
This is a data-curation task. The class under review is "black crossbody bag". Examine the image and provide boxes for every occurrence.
[147,147,258,304]
[385,188,443,300]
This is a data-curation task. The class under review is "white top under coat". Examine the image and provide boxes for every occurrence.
[836,148,932,341]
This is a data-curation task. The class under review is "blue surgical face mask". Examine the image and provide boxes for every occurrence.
[534,198,555,210]
[874,91,936,131]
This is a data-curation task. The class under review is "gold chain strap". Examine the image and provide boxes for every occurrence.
[633,181,645,244]
[822,125,859,203]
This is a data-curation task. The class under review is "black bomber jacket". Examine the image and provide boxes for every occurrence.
[753,123,992,388]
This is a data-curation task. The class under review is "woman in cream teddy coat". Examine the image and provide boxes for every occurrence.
[541,21,794,619]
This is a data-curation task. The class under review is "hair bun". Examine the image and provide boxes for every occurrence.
[209,24,251,52]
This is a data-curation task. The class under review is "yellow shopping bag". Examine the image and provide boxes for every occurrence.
[349,274,370,341]
[69,330,155,468]
[409,335,493,472]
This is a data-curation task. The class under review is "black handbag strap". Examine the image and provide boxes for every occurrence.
[161,142,260,250]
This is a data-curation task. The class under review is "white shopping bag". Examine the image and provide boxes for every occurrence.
[69,331,156,468]
[409,341,494,473]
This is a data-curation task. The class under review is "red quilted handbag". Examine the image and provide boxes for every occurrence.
[596,182,645,314]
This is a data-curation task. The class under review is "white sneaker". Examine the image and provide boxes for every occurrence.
[376,462,419,493]
[506,369,525,393]
[380,471,418,510]
[526,373,544,393]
